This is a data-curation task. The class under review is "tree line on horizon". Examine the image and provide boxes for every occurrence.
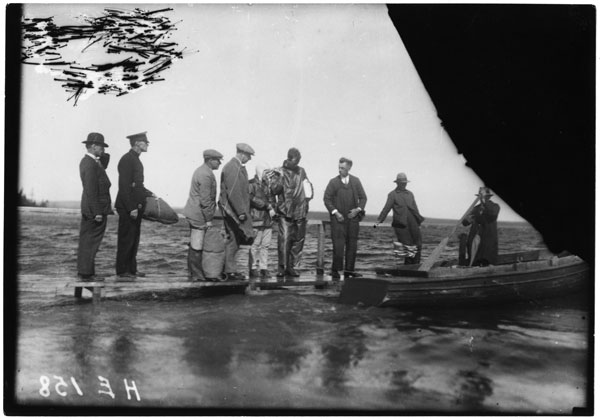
[18,188,48,208]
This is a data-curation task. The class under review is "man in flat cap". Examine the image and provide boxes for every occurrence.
[374,172,425,265]
[115,132,155,278]
[183,149,224,281]
[77,132,113,281]
[218,143,256,280]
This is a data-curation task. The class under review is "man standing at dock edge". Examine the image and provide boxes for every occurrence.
[183,148,224,281]
[323,157,367,280]
[77,132,113,281]
[219,143,256,280]
[115,132,155,279]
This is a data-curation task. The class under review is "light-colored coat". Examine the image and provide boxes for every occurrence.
[183,163,217,226]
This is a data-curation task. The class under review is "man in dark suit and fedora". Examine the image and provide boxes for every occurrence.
[77,132,113,281]
[115,132,155,278]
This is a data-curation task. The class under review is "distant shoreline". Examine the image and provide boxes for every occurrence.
[19,205,530,227]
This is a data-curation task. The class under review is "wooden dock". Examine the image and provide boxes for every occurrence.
[19,272,343,305]
[16,207,383,305]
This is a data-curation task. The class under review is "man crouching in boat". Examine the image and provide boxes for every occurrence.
[374,172,425,264]
[462,186,500,266]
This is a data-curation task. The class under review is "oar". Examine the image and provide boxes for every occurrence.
[418,196,480,271]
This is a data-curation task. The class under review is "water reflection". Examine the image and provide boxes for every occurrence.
[181,318,234,378]
[320,325,367,394]
[110,316,137,375]
[454,369,494,408]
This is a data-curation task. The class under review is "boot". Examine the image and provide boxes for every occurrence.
[188,246,206,281]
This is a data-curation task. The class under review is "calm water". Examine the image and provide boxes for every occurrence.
[12,211,590,412]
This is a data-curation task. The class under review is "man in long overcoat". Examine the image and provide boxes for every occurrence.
[462,186,500,266]
[77,132,113,281]
[115,132,155,278]
[218,143,255,280]
[183,149,223,281]
[323,157,367,279]
[375,172,425,264]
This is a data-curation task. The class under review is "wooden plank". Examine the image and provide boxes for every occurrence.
[316,221,325,275]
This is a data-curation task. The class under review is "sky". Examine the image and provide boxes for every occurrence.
[18,3,525,222]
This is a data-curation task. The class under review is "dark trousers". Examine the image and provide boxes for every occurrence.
[330,218,360,273]
[116,208,143,275]
[223,215,242,273]
[277,217,307,273]
[77,215,107,276]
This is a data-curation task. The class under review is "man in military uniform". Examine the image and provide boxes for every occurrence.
[115,132,155,278]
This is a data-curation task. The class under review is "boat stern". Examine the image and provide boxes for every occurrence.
[338,277,390,306]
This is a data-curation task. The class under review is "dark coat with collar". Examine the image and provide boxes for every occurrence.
[115,149,153,213]
[79,154,112,217]
[323,174,367,219]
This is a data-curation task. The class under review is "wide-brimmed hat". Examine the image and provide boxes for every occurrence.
[82,132,109,147]
[203,149,224,160]
[236,142,255,155]
[476,186,494,197]
[393,172,410,183]
[127,131,149,145]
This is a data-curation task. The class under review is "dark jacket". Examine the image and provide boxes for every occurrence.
[462,200,500,264]
[183,163,217,226]
[80,154,112,217]
[249,176,274,228]
[115,149,153,212]
[274,160,312,220]
[377,188,425,228]
[323,174,367,220]
[219,157,250,219]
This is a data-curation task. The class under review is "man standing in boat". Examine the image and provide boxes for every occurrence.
[115,132,155,279]
[219,143,256,280]
[273,147,313,278]
[323,157,367,279]
[374,172,425,264]
[77,132,113,281]
[462,186,500,266]
[183,149,224,281]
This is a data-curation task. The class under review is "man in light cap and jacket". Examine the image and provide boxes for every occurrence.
[77,132,113,281]
[218,143,256,280]
[375,172,425,265]
[183,149,223,281]
[115,131,155,278]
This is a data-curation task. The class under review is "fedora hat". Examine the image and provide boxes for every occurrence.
[393,172,410,183]
[476,186,494,197]
[82,132,109,147]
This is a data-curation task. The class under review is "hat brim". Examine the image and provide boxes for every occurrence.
[82,140,109,147]
[394,179,409,183]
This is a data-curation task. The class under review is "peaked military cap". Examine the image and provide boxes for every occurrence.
[236,143,255,155]
[126,131,149,145]
[82,132,109,147]
[203,149,224,160]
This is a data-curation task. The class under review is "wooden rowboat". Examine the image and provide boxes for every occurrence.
[338,250,589,308]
